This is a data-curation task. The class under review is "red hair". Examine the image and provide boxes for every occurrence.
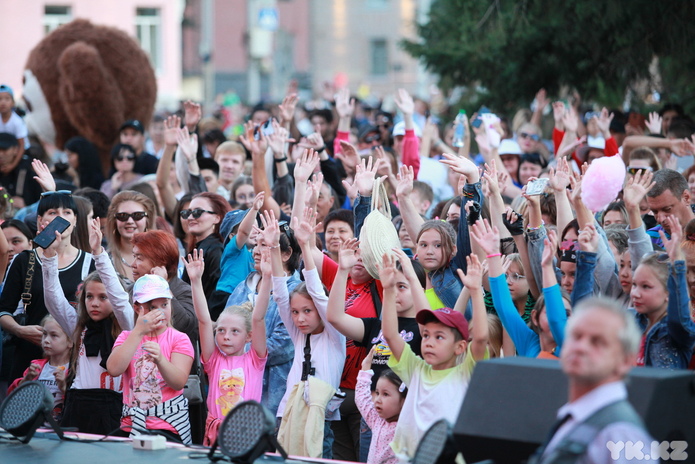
[132,230,179,279]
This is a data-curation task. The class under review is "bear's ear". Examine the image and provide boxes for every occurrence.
[58,41,124,162]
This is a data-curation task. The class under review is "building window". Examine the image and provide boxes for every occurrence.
[43,5,72,35]
[135,8,162,72]
[370,39,388,76]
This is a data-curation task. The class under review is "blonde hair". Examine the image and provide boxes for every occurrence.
[217,303,253,333]
[215,141,246,159]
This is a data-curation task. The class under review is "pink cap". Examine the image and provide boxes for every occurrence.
[132,274,173,304]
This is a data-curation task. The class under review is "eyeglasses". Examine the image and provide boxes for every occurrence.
[115,153,136,162]
[626,166,653,176]
[519,132,540,142]
[115,211,148,222]
[506,272,527,283]
[40,190,72,197]
[180,208,215,219]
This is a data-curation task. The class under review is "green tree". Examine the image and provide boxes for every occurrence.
[403,0,695,113]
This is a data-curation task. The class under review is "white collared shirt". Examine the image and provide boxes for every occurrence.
[544,381,657,464]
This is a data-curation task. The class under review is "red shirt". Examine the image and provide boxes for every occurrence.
[322,255,383,389]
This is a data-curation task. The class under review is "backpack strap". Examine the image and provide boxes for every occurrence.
[370,279,382,320]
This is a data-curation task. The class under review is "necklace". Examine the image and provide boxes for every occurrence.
[121,257,133,268]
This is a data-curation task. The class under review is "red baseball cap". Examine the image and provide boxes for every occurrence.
[416,307,469,340]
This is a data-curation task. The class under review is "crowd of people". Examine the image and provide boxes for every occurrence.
[0,79,693,463]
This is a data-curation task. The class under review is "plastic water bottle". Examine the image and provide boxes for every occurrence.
[452,109,466,147]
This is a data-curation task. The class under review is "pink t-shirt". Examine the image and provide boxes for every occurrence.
[204,348,267,420]
[114,327,194,433]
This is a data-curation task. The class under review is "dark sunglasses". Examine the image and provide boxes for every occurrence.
[115,211,148,222]
[626,166,653,176]
[519,132,540,142]
[362,133,381,144]
[180,208,215,219]
[41,190,72,197]
[115,153,136,162]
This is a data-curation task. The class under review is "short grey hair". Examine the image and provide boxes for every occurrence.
[566,297,641,356]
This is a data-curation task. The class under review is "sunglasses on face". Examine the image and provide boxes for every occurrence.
[180,208,215,219]
[519,132,540,142]
[115,211,148,222]
[115,153,136,162]
[626,166,653,176]
[363,134,381,143]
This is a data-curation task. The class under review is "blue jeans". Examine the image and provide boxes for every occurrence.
[359,416,372,462]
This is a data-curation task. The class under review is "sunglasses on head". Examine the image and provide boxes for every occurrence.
[115,153,136,162]
[519,132,540,142]
[115,211,148,222]
[626,166,653,176]
[180,208,215,219]
[40,190,72,197]
[277,220,294,240]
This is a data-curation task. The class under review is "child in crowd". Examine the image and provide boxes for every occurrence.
[268,209,346,459]
[8,315,72,422]
[43,218,134,435]
[209,191,264,319]
[355,346,407,464]
[382,248,489,461]
[632,216,695,369]
[107,274,194,443]
[0,84,28,150]
[184,248,269,446]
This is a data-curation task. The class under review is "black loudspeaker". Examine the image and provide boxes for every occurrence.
[453,357,695,464]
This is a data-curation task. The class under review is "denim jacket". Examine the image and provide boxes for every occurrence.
[635,260,695,369]
[355,182,481,309]
[226,270,300,415]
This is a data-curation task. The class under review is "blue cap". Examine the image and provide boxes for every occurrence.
[219,209,251,244]
[0,84,13,98]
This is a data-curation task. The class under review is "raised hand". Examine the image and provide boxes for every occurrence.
[258,209,281,247]
[396,165,414,198]
[622,170,655,210]
[596,107,614,138]
[89,218,103,254]
[183,248,205,281]
[547,157,571,193]
[361,345,376,371]
[556,135,586,159]
[661,215,684,263]
[266,120,293,156]
[577,223,599,253]
[552,101,567,130]
[541,228,559,268]
[338,238,360,271]
[439,152,479,182]
[336,140,360,174]
[239,120,269,157]
[456,254,483,291]
[377,251,398,288]
[184,100,202,130]
[299,127,326,152]
[164,115,181,146]
[470,218,500,256]
[335,87,355,119]
[176,126,198,163]
[483,161,501,197]
[291,207,319,246]
[259,246,272,277]
[353,156,383,197]
[252,191,265,211]
[670,138,695,158]
[293,149,320,184]
[394,88,414,115]
[646,112,662,135]
[535,88,550,113]
[503,207,524,236]
[31,159,55,192]
[562,107,579,133]
[278,93,298,125]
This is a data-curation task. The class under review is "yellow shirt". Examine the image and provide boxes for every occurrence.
[425,287,446,310]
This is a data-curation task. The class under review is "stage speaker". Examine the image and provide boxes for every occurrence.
[0,381,64,443]
[453,357,695,464]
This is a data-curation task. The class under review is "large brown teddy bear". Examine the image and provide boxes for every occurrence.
[23,19,157,174]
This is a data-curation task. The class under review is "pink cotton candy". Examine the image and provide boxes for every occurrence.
[581,155,626,212]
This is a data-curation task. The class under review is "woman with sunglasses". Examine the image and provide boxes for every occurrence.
[0,191,96,382]
[101,144,143,199]
[180,192,230,299]
[106,191,157,282]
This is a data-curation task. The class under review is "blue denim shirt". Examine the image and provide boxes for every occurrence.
[635,260,695,369]
[226,271,300,416]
